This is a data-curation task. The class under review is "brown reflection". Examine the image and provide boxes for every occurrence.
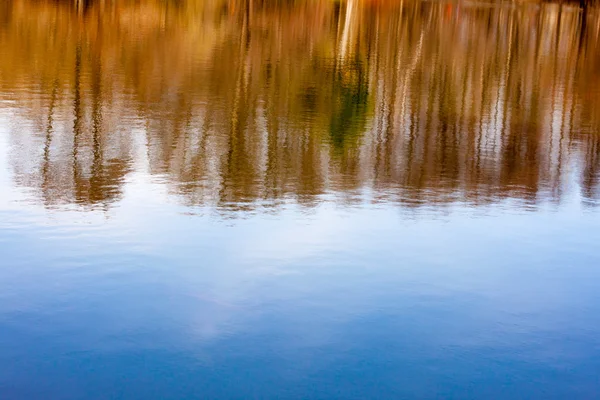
[1,0,599,211]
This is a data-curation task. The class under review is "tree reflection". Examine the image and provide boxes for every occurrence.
[1,0,599,211]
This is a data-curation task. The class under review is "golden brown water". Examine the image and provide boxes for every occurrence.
[1,0,599,211]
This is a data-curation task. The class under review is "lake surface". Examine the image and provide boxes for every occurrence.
[1,0,600,398]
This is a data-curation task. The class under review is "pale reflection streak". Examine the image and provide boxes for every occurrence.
[0,0,599,211]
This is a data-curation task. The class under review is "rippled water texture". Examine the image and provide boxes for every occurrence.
[1,0,600,398]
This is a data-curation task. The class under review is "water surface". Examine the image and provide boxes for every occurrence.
[1,1,600,398]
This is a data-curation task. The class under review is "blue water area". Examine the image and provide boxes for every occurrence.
[1,196,600,399]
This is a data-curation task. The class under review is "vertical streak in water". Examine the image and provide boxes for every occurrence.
[90,43,103,204]
[73,41,83,202]
[220,0,252,205]
[499,10,515,192]
[339,0,355,61]
[42,79,59,199]
[372,4,385,183]
[459,21,472,187]
[475,23,487,186]
[548,5,563,191]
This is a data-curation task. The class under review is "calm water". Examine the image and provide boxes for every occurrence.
[1,0,600,398]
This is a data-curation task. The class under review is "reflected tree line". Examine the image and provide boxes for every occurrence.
[1,0,599,210]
